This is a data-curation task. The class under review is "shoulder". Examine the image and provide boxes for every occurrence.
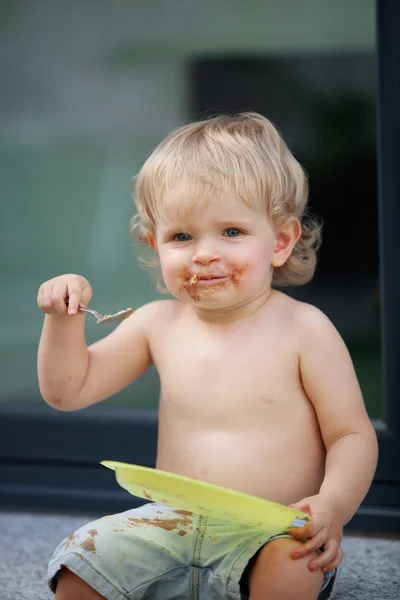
[132,299,184,333]
[112,300,183,347]
[288,300,348,362]
[273,292,340,346]
[292,301,334,333]
[272,291,330,329]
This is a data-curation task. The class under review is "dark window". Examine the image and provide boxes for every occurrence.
[190,53,381,417]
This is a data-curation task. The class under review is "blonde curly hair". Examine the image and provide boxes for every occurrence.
[131,112,321,290]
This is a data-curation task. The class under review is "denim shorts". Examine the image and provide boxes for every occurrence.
[48,502,336,599]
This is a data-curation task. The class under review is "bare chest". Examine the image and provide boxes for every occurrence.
[151,324,303,422]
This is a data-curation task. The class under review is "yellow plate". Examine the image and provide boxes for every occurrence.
[101,461,309,530]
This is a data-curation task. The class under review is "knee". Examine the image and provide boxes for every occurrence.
[266,537,319,568]
[248,537,324,596]
[55,568,105,600]
[55,568,80,598]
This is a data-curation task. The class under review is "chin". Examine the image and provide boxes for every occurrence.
[190,291,242,309]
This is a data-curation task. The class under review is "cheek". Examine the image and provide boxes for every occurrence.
[159,250,185,285]
[231,241,272,284]
[233,239,271,269]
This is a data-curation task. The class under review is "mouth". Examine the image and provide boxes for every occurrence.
[191,275,228,285]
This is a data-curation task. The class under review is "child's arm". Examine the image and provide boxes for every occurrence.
[289,304,378,570]
[37,274,153,411]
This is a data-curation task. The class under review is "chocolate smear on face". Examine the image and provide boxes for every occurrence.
[182,279,201,301]
[181,263,247,301]
[231,270,241,292]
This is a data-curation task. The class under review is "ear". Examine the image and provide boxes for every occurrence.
[272,218,301,268]
[146,232,158,251]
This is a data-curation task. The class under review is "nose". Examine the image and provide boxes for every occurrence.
[193,238,221,266]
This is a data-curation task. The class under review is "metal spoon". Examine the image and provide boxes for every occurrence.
[78,306,134,324]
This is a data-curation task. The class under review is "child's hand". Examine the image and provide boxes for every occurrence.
[37,274,92,316]
[288,494,343,573]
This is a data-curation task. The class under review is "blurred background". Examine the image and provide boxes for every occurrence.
[0,0,381,418]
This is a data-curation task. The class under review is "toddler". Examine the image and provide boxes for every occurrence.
[37,112,378,600]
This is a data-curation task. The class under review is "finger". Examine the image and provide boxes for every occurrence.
[80,282,92,309]
[37,285,44,309]
[309,540,341,571]
[67,282,82,315]
[291,529,327,559]
[321,545,344,572]
[289,502,312,515]
[289,518,318,541]
[289,524,310,540]
[51,283,69,315]
[41,284,55,313]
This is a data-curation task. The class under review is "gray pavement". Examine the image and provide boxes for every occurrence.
[0,512,399,599]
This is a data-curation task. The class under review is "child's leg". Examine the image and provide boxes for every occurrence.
[55,568,106,600]
[247,537,324,600]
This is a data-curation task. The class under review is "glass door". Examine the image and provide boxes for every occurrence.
[0,0,398,531]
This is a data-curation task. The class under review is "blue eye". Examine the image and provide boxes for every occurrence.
[224,228,242,238]
[173,232,191,242]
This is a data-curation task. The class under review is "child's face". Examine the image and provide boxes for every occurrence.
[152,193,293,312]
